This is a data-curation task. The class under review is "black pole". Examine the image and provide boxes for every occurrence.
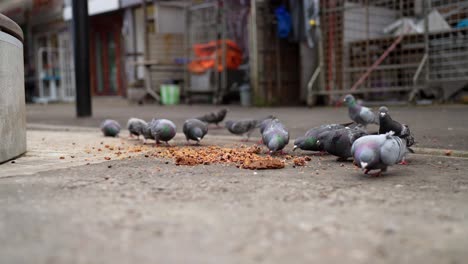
[72,0,92,117]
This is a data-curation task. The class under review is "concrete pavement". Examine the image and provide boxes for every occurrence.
[1,126,468,263]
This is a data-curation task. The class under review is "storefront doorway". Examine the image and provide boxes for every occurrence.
[90,12,123,96]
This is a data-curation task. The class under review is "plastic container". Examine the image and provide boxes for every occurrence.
[239,83,251,107]
[160,84,180,105]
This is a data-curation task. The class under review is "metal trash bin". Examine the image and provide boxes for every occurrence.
[0,13,26,163]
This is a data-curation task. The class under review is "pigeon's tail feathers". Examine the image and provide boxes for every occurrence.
[407,147,415,153]
[401,125,415,147]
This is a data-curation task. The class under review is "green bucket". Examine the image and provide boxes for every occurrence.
[160,84,180,105]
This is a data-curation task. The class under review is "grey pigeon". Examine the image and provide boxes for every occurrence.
[316,126,368,160]
[195,109,228,126]
[351,132,410,176]
[127,118,148,139]
[183,118,208,144]
[225,119,260,141]
[262,119,290,153]
[293,123,351,152]
[100,119,121,137]
[344,94,379,126]
[379,106,415,147]
[148,119,177,145]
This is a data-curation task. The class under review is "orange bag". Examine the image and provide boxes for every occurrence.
[189,39,242,73]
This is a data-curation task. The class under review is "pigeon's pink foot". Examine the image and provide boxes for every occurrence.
[240,138,249,142]
[257,139,263,145]
[399,160,409,165]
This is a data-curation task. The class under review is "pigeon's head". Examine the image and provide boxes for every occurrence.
[343,94,355,106]
[294,136,318,151]
[379,106,389,117]
[357,147,378,169]
[293,137,305,151]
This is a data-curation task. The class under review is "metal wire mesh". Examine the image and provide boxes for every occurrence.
[318,0,468,103]
[428,0,468,83]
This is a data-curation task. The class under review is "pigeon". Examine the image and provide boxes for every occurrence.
[379,106,415,147]
[100,119,121,137]
[148,119,177,145]
[293,123,351,152]
[225,119,260,141]
[343,94,379,126]
[195,109,228,127]
[316,126,368,160]
[183,118,208,144]
[127,118,148,139]
[351,132,410,176]
[262,119,290,153]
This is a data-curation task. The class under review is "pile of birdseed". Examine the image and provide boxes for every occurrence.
[150,145,287,170]
[82,141,312,170]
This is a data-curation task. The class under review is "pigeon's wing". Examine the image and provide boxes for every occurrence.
[196,113,214,123]
[304,128,318,137]
[205,113,218,123]
[380,137,404,165]
[382,115,404,135]
[348,127,368,143]
[360,106,379,125]
[351,134,366,156]
[227,121,245,134]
